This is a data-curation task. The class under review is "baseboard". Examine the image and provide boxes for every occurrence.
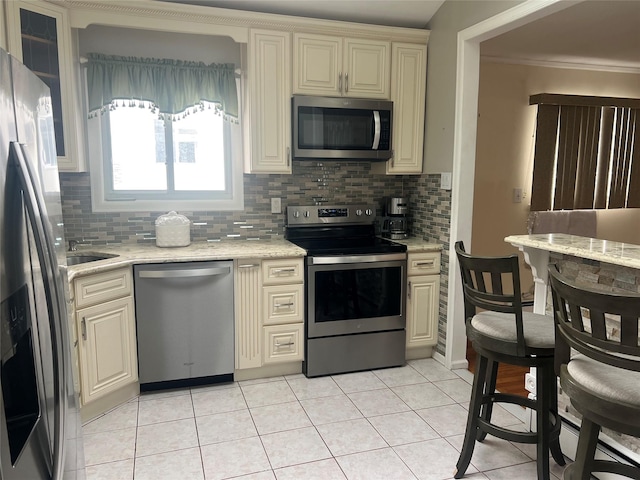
[559,417,640,479]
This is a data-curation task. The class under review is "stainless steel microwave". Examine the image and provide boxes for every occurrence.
[292,95,393,161]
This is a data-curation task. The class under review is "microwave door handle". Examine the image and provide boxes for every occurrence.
[372,110,381,150]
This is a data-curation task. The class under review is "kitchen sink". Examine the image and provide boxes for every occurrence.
[66,253,118,266]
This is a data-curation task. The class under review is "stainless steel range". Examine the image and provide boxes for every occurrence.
[285,205,407,377]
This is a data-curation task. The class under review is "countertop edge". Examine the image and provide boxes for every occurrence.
[505,233,640,270]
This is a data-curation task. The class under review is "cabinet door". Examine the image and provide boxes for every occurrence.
[234,260,263,369]
[77,296,137,405]
[344,39,390,99]
[293,33,342,96]
[5,1,86,171]
[406,275,440,348]
[247,29,291,173]
[387,43,427,174]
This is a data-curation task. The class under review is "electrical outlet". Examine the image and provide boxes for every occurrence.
[271,197,282,214]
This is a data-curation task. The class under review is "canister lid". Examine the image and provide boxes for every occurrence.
[155,211,190,226]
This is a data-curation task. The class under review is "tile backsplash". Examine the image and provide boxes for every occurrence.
[60,161,409,245]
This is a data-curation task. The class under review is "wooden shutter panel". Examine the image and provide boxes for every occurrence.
[530,105,559,211]
[609,108,636,208]
[627,109,640,208]
[574,106,601,209]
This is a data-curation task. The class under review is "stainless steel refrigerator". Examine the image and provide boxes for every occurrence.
[0,48,85,478]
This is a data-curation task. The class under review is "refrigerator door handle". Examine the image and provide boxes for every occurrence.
[10,142,67,480]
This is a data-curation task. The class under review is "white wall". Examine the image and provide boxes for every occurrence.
[423,0,524,174]
[473,60,640,290]
[78,25,240,64]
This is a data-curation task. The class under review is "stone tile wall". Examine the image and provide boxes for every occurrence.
[406,175,452,357]
[60,161,406,245]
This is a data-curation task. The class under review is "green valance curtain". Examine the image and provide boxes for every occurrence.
[86,53,238,119]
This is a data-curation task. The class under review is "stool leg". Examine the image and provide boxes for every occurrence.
[571,418,600,480]
[548,368,565,466]
[455,354,488,479]
[477,360,498,442]
[536,366,551,480]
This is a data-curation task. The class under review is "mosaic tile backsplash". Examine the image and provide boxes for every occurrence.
[59,167,452,355]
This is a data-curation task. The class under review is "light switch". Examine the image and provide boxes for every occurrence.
[513,188,523,203]
[441,172,452,190]
[271,197,282,214]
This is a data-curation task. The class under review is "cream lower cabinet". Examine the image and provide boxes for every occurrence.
[406,252,441,351]
[234,258,304,370]
[234,260,263,369]
[74,268,137,406]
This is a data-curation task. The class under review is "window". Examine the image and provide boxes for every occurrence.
[530,94,640,211]
[104,101,229,198]
[86,53,243,212]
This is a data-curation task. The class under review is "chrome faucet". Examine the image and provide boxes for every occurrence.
[68,240,79,251]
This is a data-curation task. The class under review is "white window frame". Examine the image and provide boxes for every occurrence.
[87,106,244,213]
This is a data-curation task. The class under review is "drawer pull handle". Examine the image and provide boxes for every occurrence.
[274,302,294,308]
[408,282,411,299]
[238,264,260,268]
[415,261,435,267]
[275,341,294,348]
[273,268,295,274]
[81,318,87,340]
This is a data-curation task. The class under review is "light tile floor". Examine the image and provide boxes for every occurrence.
[82,358,568,480]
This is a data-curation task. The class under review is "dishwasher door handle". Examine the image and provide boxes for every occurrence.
[138,266,231,279]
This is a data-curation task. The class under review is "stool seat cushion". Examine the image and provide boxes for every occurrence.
[471,311,555,348]
[566,354,640,407]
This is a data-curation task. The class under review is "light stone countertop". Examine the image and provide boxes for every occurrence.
[390,237,442,253]
[65,237,442,280]
[505,233,640,270]
[65,239,306,280]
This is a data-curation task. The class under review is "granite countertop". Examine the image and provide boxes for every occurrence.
[66,239,306,280]
[66,237,442,280]
[505,233,640,270]
[390,237,442,253]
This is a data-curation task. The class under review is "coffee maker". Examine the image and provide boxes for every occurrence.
[381,197,409,239]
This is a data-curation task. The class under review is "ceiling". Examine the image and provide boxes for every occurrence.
[162,0,445,29]
[481,0,640,73]
[164,0,640,73]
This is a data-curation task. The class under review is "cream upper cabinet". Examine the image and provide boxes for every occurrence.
[293,33,390,99]
[246,29,292,173]
[376,43,427,175]
[406,252,441,351]
[5,1,86,172]
[74,268,137,406]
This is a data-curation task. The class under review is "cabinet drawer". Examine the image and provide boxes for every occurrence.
[262,258,304,285]
[74,268,132,309]
[407,252,441,276]
[263,323,303,364]
[263,284,304,325]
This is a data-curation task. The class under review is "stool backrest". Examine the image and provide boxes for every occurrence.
[455,241,527,355]
[549,265,640,373]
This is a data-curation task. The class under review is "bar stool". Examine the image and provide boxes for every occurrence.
[549,266,640,480]
[454,242,564,480]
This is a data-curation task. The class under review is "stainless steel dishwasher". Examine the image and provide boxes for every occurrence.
[134,261,234,391]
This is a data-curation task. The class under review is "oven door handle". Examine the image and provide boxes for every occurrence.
[309,253,406,265]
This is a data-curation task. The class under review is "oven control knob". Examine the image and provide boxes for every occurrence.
[304,211,310,218]
[365,209,373,216]
[293,211,300,218]
[356,209,363,216]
